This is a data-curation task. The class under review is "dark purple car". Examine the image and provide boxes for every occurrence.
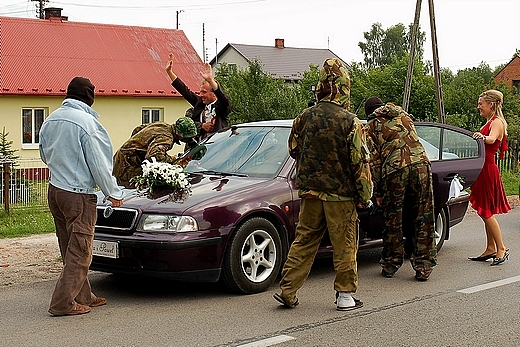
[91,120,484,294]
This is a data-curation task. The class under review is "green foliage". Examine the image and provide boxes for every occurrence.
[501,170,520,196]
[215,60,318,124]
[358,22,426,69]
[350,55,436,121]
[0,208,55,238]
[0,127,19,163]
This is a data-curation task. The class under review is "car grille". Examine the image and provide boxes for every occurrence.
[95,207,138,230]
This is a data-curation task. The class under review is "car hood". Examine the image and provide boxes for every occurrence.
[99,174,269,213]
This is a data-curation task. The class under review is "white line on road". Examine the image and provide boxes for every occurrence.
[237,335,295,347]
[457,275,520,294]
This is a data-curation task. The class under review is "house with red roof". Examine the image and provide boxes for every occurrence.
[0,8,204,160]
[494,53,520,94]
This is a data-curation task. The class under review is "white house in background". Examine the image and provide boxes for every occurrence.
[210,38,347,82]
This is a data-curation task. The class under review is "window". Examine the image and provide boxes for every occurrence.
[22,108,45,147]
[416,125,479,161]
[142,108,163,124]
[513,80,520,94]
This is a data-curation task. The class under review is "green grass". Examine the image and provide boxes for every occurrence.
[0,208,55,239]
[501,170,520,196]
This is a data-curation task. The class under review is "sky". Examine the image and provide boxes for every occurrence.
[1,0,519,72]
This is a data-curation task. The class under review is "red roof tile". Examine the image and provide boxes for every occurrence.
[0,16,204,97]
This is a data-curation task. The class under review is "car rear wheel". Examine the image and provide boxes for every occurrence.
[434,208,448,251]
[222,217,282,294]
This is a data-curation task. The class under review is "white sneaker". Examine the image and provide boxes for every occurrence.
[336,292,355,310]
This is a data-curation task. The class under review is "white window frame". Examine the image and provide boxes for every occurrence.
[142,108,163,124]
[22,108,46,149]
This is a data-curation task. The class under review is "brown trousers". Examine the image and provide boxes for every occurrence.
[48,185,99,314]
[279,198,359,305]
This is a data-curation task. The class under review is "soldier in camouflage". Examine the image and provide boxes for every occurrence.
[112,116,198,188]
[364,97,437,281]
[274,58,372,311]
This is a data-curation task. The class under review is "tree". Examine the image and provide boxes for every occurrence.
[214,60,318,124]
[358,23,426,69]
[0,127,19,163]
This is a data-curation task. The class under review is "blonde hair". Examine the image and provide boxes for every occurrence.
[479,89,508,135]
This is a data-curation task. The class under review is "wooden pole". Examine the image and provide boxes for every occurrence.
[3,162,10,214]
[428,0,446,123]
[403,0,422,112]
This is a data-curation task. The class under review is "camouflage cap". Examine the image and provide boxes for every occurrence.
[173,117,198,139]
[316,58,350,109]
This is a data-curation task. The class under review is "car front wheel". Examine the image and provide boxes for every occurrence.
[222,217,282,294]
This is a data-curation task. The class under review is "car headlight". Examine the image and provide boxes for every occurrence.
[136,214,198,233]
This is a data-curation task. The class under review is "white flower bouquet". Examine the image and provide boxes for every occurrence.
[130,157,192,201]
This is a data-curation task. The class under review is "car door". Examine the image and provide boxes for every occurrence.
[415,122,485,215]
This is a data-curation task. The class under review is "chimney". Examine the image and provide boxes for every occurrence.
[275,38,284,49]
[44,7,68,21]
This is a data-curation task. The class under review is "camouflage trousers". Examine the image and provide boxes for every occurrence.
[380,162,437,274]
[279,198,359,305]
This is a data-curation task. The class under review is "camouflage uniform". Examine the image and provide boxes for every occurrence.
[112,117,197,188]
[277,58,372,307]
[364,103,437,278]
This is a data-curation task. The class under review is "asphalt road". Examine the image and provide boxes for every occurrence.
[1,208,519,347]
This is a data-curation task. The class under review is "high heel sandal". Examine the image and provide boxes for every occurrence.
[490,249,510,266]
[468,252,496,261]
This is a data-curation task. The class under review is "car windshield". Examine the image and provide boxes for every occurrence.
[185,126,291,178]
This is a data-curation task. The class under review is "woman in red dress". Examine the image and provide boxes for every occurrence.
[468,90,511,266]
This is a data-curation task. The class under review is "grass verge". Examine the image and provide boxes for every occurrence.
[0,208,55,239]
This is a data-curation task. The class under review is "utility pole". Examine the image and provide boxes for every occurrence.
[428,0,445,124]
[403,0,422,112]
[403,0,445,123]
[202,23,206,63]
[215,38,218,65]
[176,10,184,30]
[31,0,49,19]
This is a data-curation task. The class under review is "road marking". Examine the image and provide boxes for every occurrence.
[457,275,520,294]
[237,335,295,347]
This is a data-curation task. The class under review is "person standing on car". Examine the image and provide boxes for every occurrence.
[112,116,198,188]
[468,90,511,265]
[39,77,124,316]
[364,97,437,281]
[274,58,372,311]
[166,53,231,141]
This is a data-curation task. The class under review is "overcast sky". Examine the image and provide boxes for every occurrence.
[2,0,519,71]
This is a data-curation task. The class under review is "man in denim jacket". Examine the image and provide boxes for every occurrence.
[39,77,124,316]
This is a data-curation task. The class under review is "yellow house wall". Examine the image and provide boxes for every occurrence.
[0,95,192,163]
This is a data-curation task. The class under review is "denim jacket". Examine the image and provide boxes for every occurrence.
[39,99,123,199]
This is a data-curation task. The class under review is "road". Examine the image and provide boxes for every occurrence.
[1,208,519,347]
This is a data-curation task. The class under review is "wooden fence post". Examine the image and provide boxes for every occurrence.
[2,162,10,214]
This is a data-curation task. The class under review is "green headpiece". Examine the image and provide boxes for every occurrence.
[174,117,197,139]
[316,58,351,109]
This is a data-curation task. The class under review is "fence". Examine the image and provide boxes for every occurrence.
[1,142,519,212]
[1,158,49,212]
[497,139,519,172]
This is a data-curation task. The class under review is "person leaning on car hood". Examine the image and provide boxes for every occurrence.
[112,116,198,188]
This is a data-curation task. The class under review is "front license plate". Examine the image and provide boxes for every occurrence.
[93,240,119,259]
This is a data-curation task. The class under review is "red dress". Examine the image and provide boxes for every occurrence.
[469,117,511,218]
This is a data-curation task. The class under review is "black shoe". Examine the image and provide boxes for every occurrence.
[490,250,510,266]
[381,269,395,278]
[468,253,496,261]
[415,270,431,281]
[273,293,299,308]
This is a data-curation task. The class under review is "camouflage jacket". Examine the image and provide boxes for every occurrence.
[289,101,372,205]
[364,103,430,198]
[112,122,180,183]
